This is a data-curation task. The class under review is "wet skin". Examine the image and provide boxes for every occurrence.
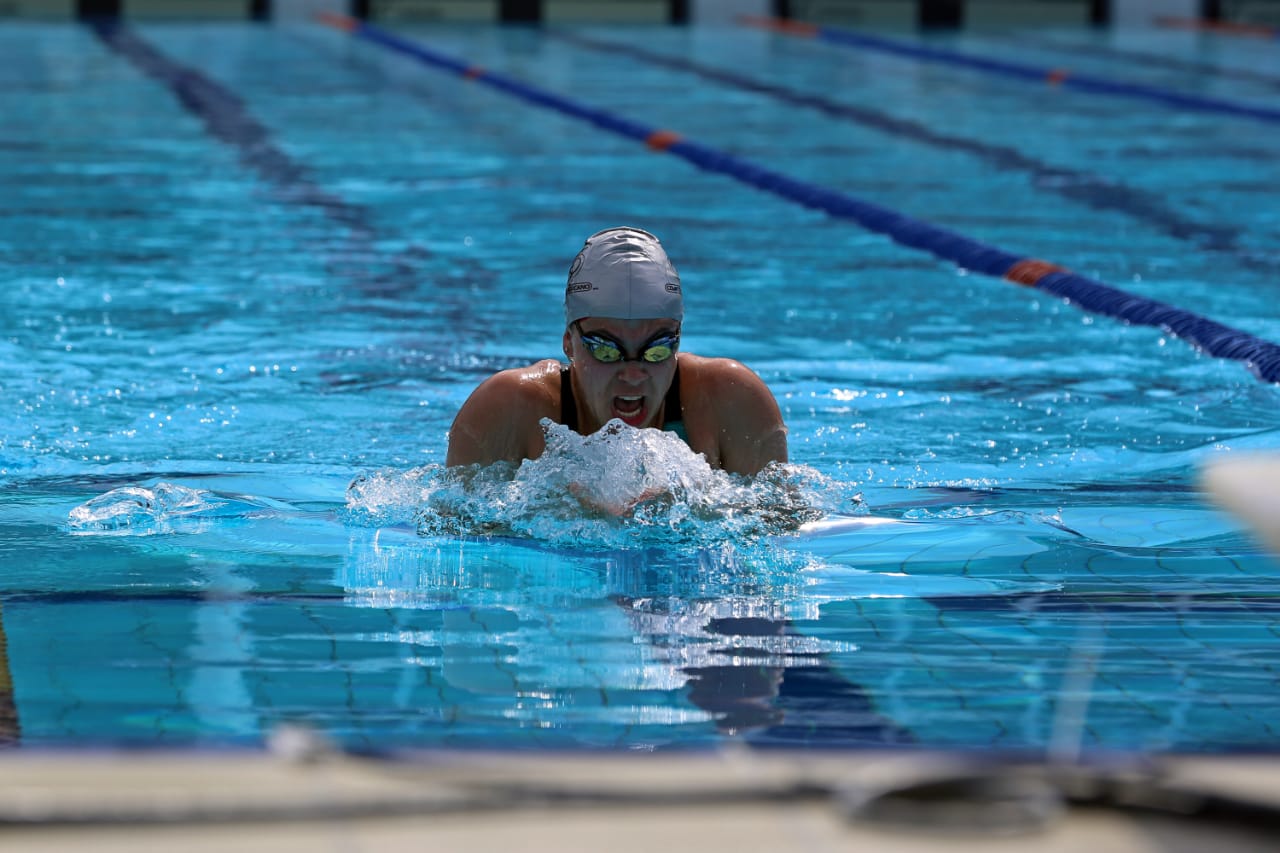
[561,318,680,433]
[445,319,787,477]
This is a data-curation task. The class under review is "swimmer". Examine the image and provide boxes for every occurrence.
[446,227,788,482]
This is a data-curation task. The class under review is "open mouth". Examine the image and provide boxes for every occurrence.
[612,395,647,427]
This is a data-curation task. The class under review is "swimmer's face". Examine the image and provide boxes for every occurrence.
[563,317,680,432]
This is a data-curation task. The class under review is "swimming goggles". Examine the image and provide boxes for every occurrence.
[573,322,679,364]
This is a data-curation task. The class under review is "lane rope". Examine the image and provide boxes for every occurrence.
[316,14,1280,383]
[1156,16,1280,39]
[740,15,1280,126]
[549,30,1243,256]
[1009,31,1280,93]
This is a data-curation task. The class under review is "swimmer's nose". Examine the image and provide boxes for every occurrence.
[616,361,649,383]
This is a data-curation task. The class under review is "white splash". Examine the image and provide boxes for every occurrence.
[67,482,226,535]
[345,419,863,549]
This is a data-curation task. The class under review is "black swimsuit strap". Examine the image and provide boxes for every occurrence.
[560,361,683,433]
[664,362,683,425]
[560,365,578,432]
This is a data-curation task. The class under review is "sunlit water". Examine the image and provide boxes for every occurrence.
[2,20,1279,752]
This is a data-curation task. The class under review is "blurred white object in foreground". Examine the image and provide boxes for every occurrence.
[1203,454,1280,556]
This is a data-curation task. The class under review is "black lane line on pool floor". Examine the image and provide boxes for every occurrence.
[319,15,1280,384]
[28,586,1243,616]
[86,19,497,395]
[0,589,353,605]
[89,23,372,238]
[87,20,438,302]
[550,31,1249,259]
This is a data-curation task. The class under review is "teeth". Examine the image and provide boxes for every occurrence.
[615,395,643,417]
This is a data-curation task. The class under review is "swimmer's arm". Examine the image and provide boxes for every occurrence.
[715,363,789,477]
[446,366,554,468]
[445,413,501,468]
[568,481,665,517]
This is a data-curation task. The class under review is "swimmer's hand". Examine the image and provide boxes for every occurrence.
[568,480,666,517]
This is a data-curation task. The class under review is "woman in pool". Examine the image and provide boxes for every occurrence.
[446,227,788,477]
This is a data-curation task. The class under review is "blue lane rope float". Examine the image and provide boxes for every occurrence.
[740,16,1280,126]
[550,30,1244,257]
[315,14,1280,383]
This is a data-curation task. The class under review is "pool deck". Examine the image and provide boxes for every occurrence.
[2,745,1278,851]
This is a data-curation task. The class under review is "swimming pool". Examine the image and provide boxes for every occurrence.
[2,17,1279,754]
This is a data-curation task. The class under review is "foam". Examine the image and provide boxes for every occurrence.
[345,418,863,550]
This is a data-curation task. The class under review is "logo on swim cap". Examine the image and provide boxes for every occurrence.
[564,227,684,326]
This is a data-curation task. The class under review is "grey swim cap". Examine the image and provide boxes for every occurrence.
[564,227,683,326]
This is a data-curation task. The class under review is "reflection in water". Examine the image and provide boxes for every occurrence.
[187,563,258,739]
[339,527,873,741]
[683,617,787,734]
[52,477,1082,749]
[751,667,916,749]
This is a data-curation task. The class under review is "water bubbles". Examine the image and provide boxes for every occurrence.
[67,482,225,535]
[345,464,448,526]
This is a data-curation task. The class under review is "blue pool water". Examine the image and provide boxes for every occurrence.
[2,19,1280,753]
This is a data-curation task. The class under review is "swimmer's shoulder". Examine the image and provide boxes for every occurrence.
[677,352,787,474]
[678,353,776,407]
[448,359,562,466]
[461,359,562,423]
